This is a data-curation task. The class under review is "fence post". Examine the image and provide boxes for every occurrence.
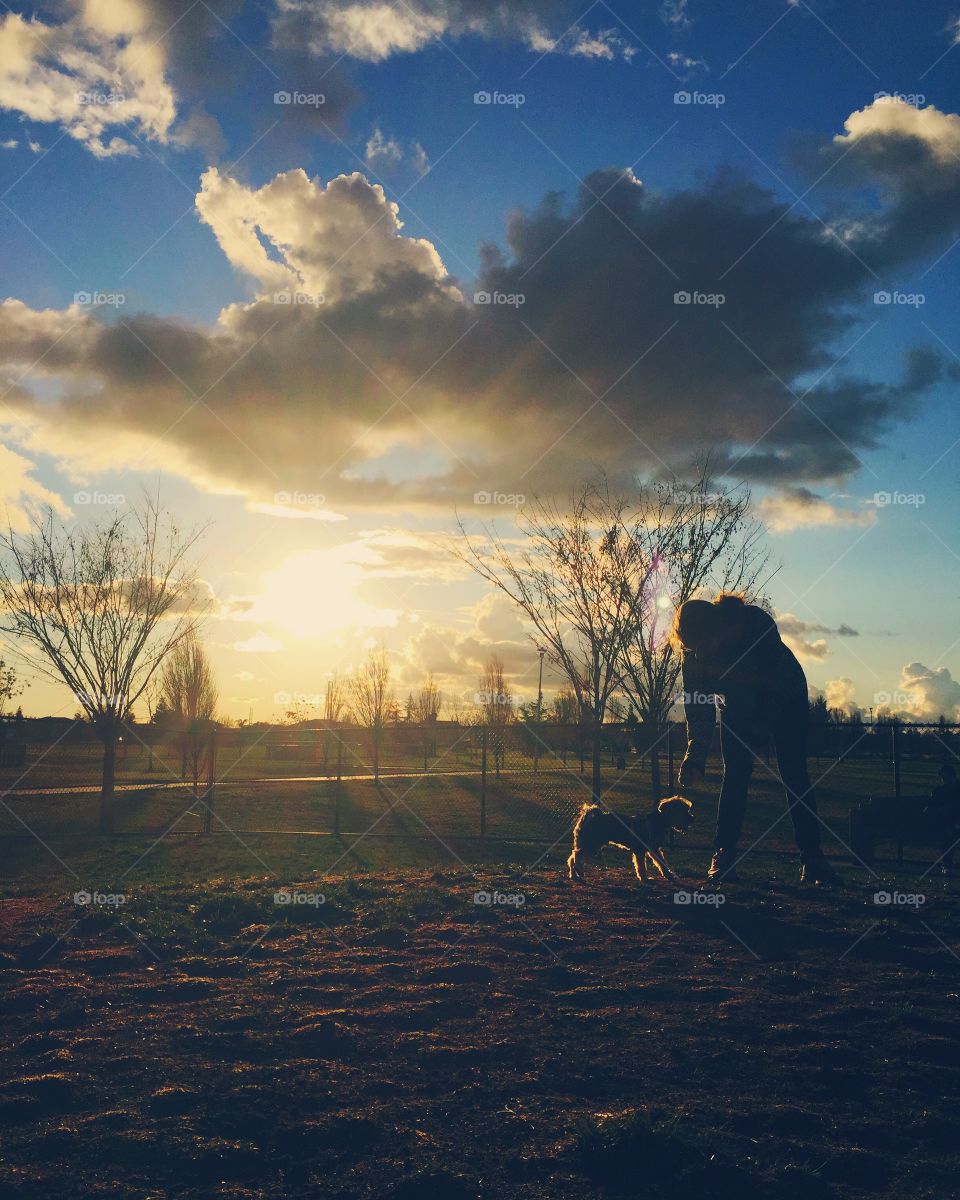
[202,726,217,834]
[334,735,343,838]
[893,722,901,799]
[480,727,487,838]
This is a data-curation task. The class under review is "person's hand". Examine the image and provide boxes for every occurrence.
[678,760,704,788]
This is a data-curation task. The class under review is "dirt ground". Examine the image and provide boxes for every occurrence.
[1,866,958,1199]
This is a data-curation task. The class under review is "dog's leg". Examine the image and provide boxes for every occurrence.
[631,852,647,883]
[648,850,674,881]
[568,850,585,882]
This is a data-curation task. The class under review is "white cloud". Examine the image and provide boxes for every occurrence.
[835,98,960,164]
[824,676,859,715]
[896,662,960,720]
[776,612,858,661]
[0,443,71,529]
[365,125,404,168]
[195,165,457,306]
[0,3,177,158]
[759,487,877,533]
[274,0,635,63]
[234,631,284,653]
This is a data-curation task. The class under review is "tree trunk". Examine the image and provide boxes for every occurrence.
[649,726,662,802]
[591,722,602,803]
[100,715,117,834]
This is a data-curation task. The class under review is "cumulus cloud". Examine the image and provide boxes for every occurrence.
[894,662,960,721]
[824,676,860,716]
[810,98,960,266]
[2,100,959,512]
[759,487,877,533]
[398,591,541,696]
[272,0,636,63]
[0,2,177,157]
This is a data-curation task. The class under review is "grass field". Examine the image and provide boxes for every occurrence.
[2,744,957,1198]
[1,857,958,1199]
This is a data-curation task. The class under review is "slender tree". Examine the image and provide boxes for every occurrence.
[0,503,206,831]
[477,654,514,777]
[410,674,443,768]
[158,635,219,798]
[349,646,393,782]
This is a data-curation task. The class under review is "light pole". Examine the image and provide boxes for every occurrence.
[536,646,546,722]
[535,646,546,774]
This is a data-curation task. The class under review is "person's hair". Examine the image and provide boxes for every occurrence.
[670,591,748,653]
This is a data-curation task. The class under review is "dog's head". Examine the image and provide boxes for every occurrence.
[658,794,693,834]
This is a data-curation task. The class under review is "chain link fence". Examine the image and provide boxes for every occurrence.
[0,719,957,861]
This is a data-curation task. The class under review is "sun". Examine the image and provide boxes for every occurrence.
[250,546,402,638]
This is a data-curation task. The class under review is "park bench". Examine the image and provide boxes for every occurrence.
[848,795,939,865]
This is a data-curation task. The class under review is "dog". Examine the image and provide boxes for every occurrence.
[567,795,693,883]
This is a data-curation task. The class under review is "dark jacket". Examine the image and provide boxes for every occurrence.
[681,604,807,769]
[926,779,960,821]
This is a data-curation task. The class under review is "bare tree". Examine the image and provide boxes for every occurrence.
[158,635,219,799]
[410,674,443,768]
[323,673,347,724]
[457,483,652,800]
[0,503,207,831]
[349,646,392,782]
[616,462,772,796]
[477,654,514,777]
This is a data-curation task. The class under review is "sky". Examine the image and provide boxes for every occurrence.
[1,0,960,723]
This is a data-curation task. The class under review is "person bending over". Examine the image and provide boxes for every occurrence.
[674,592,842,885]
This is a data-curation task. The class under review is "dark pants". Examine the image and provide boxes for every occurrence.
[715,694,821,862]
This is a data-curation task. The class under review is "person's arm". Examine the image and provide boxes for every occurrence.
[680,651,716,773]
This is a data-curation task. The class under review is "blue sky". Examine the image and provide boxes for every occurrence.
[1,0,959,721]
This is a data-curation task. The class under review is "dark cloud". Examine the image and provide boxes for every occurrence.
[0,100,956,511]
